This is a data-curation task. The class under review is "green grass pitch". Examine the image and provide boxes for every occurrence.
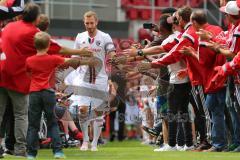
[3,140,240,160]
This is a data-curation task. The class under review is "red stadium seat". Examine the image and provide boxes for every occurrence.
[126,1,140,20]
[126,8,138,20]
[155,0,169,7]
[121,0,132,9]
[154,10,162,22]
[140,10,151,20]
[139,0,151,20]
[190,0,203,7]
[173,0,187,7]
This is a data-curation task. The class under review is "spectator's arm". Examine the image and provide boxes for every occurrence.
[59,46,93,57]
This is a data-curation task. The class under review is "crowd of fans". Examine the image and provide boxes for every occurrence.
[118,0,240,153]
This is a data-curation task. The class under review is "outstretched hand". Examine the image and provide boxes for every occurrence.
[196,29,213,41]
[179,46,197,57]
[108,55,128,65]
[205,41,221,52]
[122,47,138,57]
[137,62,152,72]
[87,57,101,67]
[67,57,82,69]
[79,47,94,57]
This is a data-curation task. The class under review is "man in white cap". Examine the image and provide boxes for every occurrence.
[219,1,240,56]
[218,1,240,152]
[204,0,240,152]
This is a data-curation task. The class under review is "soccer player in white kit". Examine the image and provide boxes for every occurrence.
[65,11,116,151]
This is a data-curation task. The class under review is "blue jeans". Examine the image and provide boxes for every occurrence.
[205,88,226,149]
[27,89,62,157]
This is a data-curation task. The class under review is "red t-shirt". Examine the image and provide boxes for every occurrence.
[26,54,64,92]
[1,20,61,94]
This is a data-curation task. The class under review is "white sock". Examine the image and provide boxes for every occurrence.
[80,120,90,142]
[92,118,103,147]
[66,134,69,140]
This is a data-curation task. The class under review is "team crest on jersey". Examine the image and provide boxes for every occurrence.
[96,40,101,46]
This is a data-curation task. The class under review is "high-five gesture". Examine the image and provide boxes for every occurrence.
[196,29,213,41]
[137,62,152,72]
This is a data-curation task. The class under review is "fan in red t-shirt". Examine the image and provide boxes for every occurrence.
[25,31,67,159]
[25,31,99,159]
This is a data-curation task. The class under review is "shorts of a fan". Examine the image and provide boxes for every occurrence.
[54,105,66,120]
[68,104,79,121]
[156,95,168,119]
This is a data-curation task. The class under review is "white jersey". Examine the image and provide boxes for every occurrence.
[161,32,189,84]
[65,30,115,91]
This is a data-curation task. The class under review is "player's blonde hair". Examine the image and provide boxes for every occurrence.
[83,11,98,21]
[34,32,50,51]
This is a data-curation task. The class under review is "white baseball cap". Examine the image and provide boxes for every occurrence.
[220,1,240,16]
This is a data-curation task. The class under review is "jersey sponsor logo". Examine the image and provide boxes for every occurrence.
[90,48,102,52]
[96,40,101,46]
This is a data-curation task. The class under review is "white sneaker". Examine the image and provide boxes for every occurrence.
[80,142,89,151]
[176,145,185,151]
[141,140,149,145]
[91,145,98,152]
[154,144,167,152]
[184,145,195,151]
[154,144,177,152]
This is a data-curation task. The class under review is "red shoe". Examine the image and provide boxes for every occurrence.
[74,131,83,140]
[40,138,52,145]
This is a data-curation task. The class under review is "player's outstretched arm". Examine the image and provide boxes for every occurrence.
[123,45,165,57]
[62,57,99,69]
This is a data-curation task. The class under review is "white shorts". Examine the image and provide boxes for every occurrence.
[69,94,108,112]
[72,95,105,107]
